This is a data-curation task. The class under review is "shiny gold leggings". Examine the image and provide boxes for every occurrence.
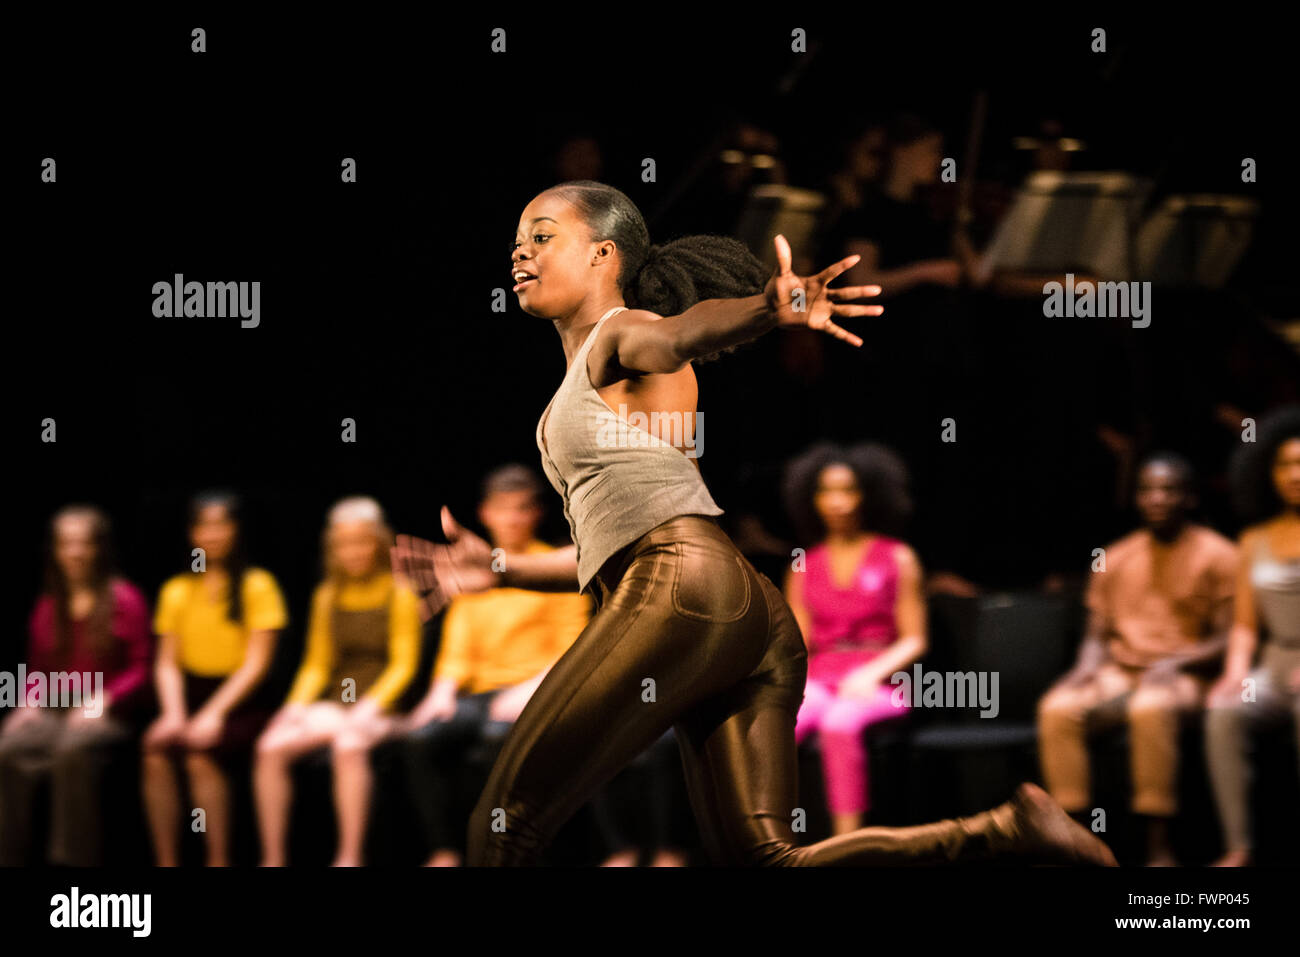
[466,515,1014,865]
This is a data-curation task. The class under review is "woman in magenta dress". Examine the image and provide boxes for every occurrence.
[783,442,926,834]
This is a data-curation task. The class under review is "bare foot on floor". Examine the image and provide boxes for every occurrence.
[1212,850,1251,867]
[601,849,639,867]
[649,848,688,867]
[1004,783,1118,866]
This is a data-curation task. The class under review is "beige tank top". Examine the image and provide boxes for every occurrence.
[536,306,723,595]
[1252,531,1300,648]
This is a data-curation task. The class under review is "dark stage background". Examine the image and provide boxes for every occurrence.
[8,12,1299,699]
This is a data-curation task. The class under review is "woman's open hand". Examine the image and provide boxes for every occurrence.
[764,234,882,347]
[393,507,499,621]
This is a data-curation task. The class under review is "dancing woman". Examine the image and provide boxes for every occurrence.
[393,180,1115,867]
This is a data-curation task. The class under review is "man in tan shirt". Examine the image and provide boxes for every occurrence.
[1038,453,1237,865]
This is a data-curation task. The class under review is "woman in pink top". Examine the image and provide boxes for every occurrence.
[783,442,927,834]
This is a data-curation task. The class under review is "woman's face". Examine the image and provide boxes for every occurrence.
[331,520,381,579]
[511,191,610,318]
[54,513,98,585]
[814,463,863,536]
[1273,437,1300,509]
[191,504,236,564]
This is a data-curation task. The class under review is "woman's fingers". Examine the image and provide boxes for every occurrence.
[394,536,434,572]
[818,319,863,347]
[430,545,460,585]
[398,516,493,613]
[773,234,794,276]
[814,253,860,285]
[825,284,882,301]
[440,506,460,542]
[397,534,434,561]
[390,546,412,586]
[394,536,446,618]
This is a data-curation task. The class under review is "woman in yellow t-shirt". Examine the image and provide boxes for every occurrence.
[141,492,287,867]
[253,497,420,867]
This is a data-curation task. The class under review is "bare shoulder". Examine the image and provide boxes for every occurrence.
[609,307,663,324]
[1236,521,1268,550]
[891,541,923,576]
[587,308,662,383]
[597,307,666,351]
[1191,523,1239,557]
[1106,529,1146,562]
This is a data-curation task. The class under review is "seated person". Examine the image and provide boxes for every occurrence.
[0,505,151,866]
[1037,453,1236,865]
[142,491,287,867]
[253,497,420,867]
[398,465,590,866]
[1205,407,1300,866]
[782,442,927,835]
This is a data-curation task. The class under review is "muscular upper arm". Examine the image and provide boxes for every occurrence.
[589,309,687,384]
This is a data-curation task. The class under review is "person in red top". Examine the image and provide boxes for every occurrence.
[0,505,152,865]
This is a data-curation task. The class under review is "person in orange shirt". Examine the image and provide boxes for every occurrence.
[397,465,590,866]
[253,497,420,867]
[1037,453,1237,865]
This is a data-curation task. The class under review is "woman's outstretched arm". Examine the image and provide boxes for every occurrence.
[602,235,882,376]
